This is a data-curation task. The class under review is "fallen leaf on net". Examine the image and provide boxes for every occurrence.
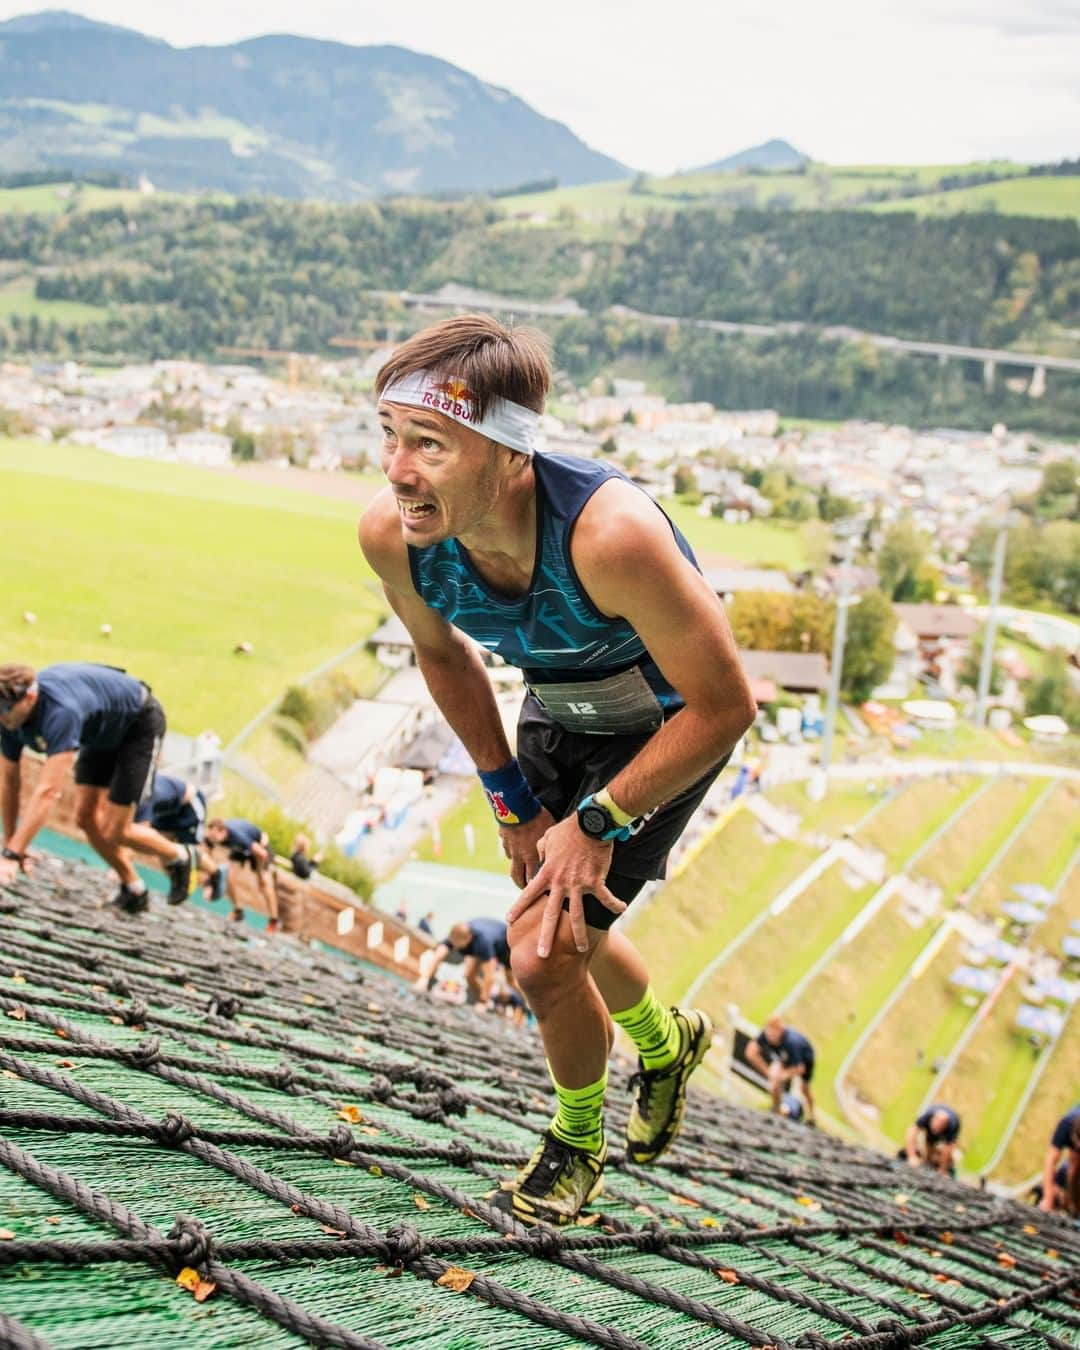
[633,1204,654,1217]
[53,1029,68,1039]
[175,1267,217,1302]
[892,1193,910,1206]
[368,1165,383,1177]
[997,1253,1017,1269]
[0,1229,15,1240]
[320,1226,346,1237]
[715,1268,740,1284]
[6,1007,25,1021]
[940,1230,954,1244]
[337,1105,364,1124]
[699,1217,719,1228]
[1046,1248,1059,1260]
[436,1266,476,1294]
[10,974,25,984]
[672,1194,701,1207]
[2,1070,19,1080]
[413,1194,430,1211]
[576,1213,600,1227]
[44,1217,60,1226]
[366,1002,382,1014]
[1023,1224,1038,1235]
[359,1125,380,1137]
[56,1060,75,1069]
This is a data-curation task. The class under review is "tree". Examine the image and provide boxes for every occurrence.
[1024,649,1080,727]
[841,590,896,702]
[673,465,698,496]
[727,591,834,654]
[877,517,929,600]
[959,627,1003,695]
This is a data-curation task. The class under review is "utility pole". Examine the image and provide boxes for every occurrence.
[820,534,856,777]
[974,525,1008,728]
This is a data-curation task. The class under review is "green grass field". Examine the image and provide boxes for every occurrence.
[869,176,1080,223]
[0,183,150,217]
[0,438,385,738]
[415,781,506,871]
[0,278,109,324]
[497,161,1042,224]
[658,498,806,566]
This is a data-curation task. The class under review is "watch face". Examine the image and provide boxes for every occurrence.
[579,805,609,838]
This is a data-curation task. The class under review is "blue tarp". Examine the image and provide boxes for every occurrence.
[1012,882,1055,906]
[949,965,998,995]
[1016,1004,1066,1038]
[1002,901,1045,926]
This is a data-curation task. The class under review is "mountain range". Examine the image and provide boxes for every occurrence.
[0,10,632,198]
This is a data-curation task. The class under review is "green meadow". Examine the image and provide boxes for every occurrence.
[0,438,385,739]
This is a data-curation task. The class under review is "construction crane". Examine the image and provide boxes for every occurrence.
[329,336,394,351]
[216,347,303,391]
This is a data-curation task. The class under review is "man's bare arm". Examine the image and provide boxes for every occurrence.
[1,758,20,843]
[574,480,757,816]
[7,752,76,855]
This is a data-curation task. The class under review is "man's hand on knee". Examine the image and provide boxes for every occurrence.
[507,815,625,957]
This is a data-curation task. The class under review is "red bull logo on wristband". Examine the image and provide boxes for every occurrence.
[485,788,520,825]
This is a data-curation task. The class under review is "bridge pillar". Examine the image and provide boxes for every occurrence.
[1029,364,1046,399]
[983,358,996,391]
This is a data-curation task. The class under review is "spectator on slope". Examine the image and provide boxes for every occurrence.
[1038,1103,1079,1215]
[0,662,197,912]
[746,1016,817,1125]
[204,817,280,933]
[289,832,321,881]
[418,910,436,937]
[360,314,752,1226]
[903,1104,961,1176]
[419,917,516,1005]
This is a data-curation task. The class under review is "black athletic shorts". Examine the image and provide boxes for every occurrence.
[73,694,165,809]
[516,693,728,931]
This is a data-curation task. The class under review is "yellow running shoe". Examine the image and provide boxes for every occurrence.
[625,1007,713,1164]
[493,1130,606,1227]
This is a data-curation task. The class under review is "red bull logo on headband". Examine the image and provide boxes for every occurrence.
[423,378,477,421]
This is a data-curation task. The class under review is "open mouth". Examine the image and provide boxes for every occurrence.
[397,499,437,522]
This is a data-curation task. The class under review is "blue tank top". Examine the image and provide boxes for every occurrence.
[407,454,699,709]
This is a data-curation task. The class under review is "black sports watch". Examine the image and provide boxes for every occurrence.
[2,846,25,863]
[577,793,621,837]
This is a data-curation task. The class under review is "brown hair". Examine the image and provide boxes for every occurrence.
[0,664,35,704]
[376,313,551,420]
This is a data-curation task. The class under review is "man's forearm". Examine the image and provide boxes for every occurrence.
[8,785,58,854]
[1,763,19,841]
[608,701,751,817]
[416,644,513,773]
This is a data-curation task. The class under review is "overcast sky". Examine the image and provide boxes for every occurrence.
[2,1,1077,172]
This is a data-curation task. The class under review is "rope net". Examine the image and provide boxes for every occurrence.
[0,858,1077,1350]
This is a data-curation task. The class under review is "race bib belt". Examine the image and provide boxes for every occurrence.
[479,759,544,827]
[528,665,664,736]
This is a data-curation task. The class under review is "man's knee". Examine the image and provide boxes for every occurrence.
[75,799,102,835]
[98,804,133,848]
[508,911,585,1004]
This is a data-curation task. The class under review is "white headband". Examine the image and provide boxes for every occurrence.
[379,371,541,456]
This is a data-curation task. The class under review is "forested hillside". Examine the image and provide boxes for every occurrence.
[1,196,1077,433]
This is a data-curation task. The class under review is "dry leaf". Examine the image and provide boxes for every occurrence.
[715,1269,740,1284]
[997,1253,1017,1269]
[0,1229,15,1240]
[366,1002,382,1013]
[633,1204,654,1217]
[700,1217,719,1228]
[337,1105,364,1124]
[933,1273,949,1283]
[175,1267,217,1302]
[672,1195,701,1207]
[1023,1224,1038,1235]
[44,1217,60,1226]
[54,1029,68,1040]
[436,1266,476,1294]
[1046,1248,1059,1260]
[368,1165,383,1177]
[56,1060,75,1069]
[460,1207,478,1220]
[10,974,25,984]
[358,1125,380,1137]
[303,995,316,1005]
[332,1158,356,1167]
[320,1226,346,1237]
[6,1007,25,1021]
[1,1070,18,1080]
[940,1231,954,1244]
[413,1195,430,1211]
[892,1193,910,1206]
[576,1213,600,1227]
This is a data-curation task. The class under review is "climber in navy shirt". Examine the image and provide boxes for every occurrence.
[0,662,196,911]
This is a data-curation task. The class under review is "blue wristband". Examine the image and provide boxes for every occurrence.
[478,760,543,827]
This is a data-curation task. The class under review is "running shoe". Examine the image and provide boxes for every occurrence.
[165,845,196,905]
[265,918,279,935]
[625,1007,713,1164]
[493,1130,606,1227]
[109,884,149,915]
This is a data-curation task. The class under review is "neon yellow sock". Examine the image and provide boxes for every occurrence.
[548,1065,607,1154]
[611,987,681,1071]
